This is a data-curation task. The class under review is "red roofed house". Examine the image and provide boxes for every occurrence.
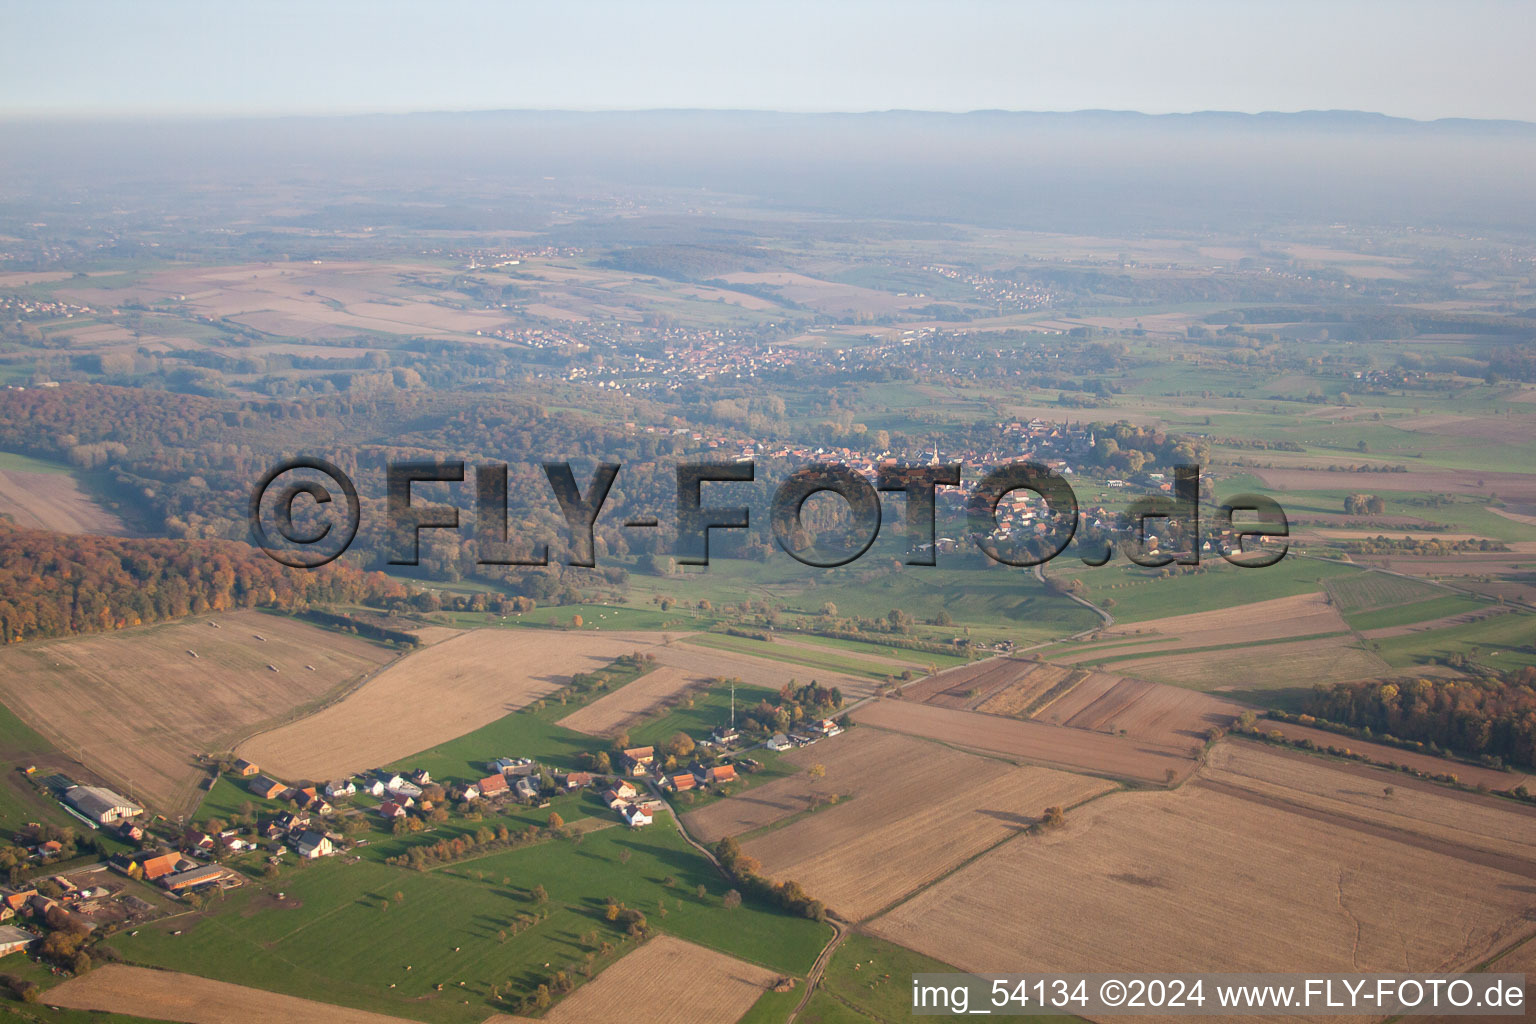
[664,773,696,792]
[478,774,509,797]
[699,764,736,785]
[140,852,183,881]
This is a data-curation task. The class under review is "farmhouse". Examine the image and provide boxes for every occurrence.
[64,785,142,825]
[0,926,34,958]
[621,746,655,775]
[160,864,237,893]
[513,777,539,803]
[477,774,509,797]
[665,772,696,792]
[602,780,638,808]
[247,775,285,800]
[623,804,653,828]
[810,719,843,738]
[559,771,594,790]
[232,759,260,777]
[324,779,355,798]
[766,733,792,752]
[378,801,406,819]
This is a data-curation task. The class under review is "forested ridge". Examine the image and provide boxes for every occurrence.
[0,525,406,644]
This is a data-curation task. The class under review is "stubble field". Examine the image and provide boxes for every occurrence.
[0,611,393,816]
[853,698,1196,784]
[237,629,665,780]
[735,730,1114,920]
[0,464,128,534]
[1204,741,1536,870]
[45,965,415,1024]
[515,934,778,1024]
[870,783,1536,988]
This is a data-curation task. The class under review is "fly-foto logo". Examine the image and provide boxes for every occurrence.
[248,459,1288,570]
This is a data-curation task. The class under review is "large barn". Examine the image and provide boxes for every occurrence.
[64,785,142,825]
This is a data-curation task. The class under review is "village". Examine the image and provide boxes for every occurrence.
[0,692,851,978]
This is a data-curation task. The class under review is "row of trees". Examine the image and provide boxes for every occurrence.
[714,836,826,922]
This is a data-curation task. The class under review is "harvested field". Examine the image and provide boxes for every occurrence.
[666,641,876,698]
[238,629,663,780]
[45,964,414,1024]
[900,657,1064,712]
[556,665,696,736]
[1099,593,1346,641]
[1033,672,1243,748]
[1053,594,1354,669]
[854,699,1195,784]
[1107,635,1389,691]
[976,663,1073,716]
[409,625,464,646]
[1256,720,1533,792]
[0,466,128,534]
[1205,741,1536,869]
[535,935,778,1024]
[741,734,1114,920]
[684,729,966,843]
[0,612,392,817]
[871,785,1536,989]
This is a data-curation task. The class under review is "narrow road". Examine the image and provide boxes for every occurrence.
[1034,563,1115,631]
[786,915,847,1023]
[657,777,849,1021]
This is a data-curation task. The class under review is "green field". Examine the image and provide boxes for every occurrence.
[0,701,86,833]
[1324,571,1452,613]
[772,632,970,670]
[1070,555,1361,623]
[812,932,1082,1024]
[1367,610,1536,673]
[113,822,829,1023]
[0,449,71,474]
[1343,595,1488,632]
[683,633,911,680]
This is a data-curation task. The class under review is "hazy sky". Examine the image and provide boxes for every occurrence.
[3,0,1533,121]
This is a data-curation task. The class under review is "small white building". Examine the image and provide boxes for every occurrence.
[324,779,356,798]
[766,733,792,752]
[622,804,653,828]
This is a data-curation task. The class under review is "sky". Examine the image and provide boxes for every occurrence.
[2,0,1533,122]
